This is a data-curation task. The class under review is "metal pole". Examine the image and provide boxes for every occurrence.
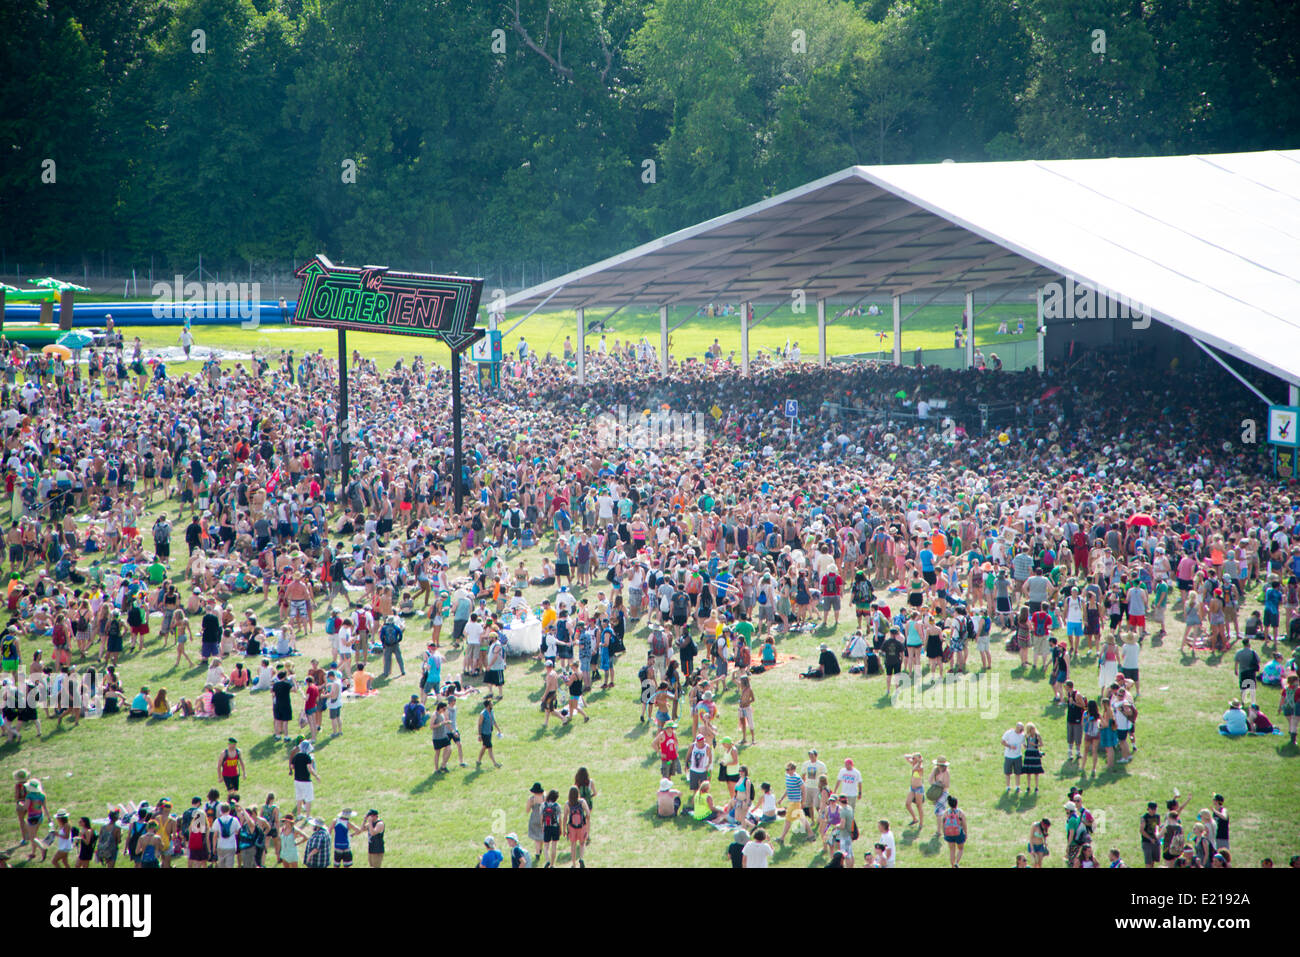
[817,298,826,367]
[660,305,669,375]
[965,290,975,368]
[740,301,750,376]
[338,328,350,497]
[892,296,902,366]
[452,347,465,513]
[1036,287,1046,373]
[576,307,586,385]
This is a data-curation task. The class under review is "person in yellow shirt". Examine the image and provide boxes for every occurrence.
[540,600,557,631]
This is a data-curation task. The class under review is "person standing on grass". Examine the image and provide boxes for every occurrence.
[1139,801,1162,868]
[1281,673,1300,745]
[742,828,775,868]
[834,758,862,810]
[476,697,503,769]
[218,737,245,794]
[1002,721,1026,793]
[290,740,321,818]
[737,674,756,744]
[941,796,968,867]
[1027,818,1050,868]
[303,818,331,869]
[270,669,296,741]
[834,794,855,867]
[364,809,385,867]
[564,786,590,868]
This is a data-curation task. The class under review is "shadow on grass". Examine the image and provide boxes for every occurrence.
[1276,741,1299,758]
[411,771,445,794]
[249,736,286,760]
[623,721,650,740]
[916,830,943,856]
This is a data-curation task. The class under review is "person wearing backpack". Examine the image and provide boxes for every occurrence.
[540,789,562,867]
[649,625,670,677]
[213,803,239,868]
[506,832,532,868]
[563,786,591,868]
[941,796,968,868]
[1161,808,1186,866]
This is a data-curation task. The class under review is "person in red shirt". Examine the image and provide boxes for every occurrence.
[302,677,322,741]
[821,565,844,629]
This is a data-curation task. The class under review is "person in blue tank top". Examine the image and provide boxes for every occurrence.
[332,809,363,867]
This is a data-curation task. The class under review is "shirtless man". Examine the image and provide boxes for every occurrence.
[540,661,561,728]
[285,576,314,639]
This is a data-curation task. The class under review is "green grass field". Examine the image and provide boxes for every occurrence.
[1,315,1293,868]
[3,511,1296,868]
[65,300,1040,373]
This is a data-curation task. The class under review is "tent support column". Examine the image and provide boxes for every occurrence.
[964,290,975,368]
[660,305,669,375]
[576,307,585,385]
[892,296,902,366]
[1036,288,1045,373]
[740,301,750,376]
[817,299,827,367]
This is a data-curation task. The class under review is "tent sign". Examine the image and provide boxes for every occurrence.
[1267,405,1299,447]
[292,255,484,350]
[784,399,799,419]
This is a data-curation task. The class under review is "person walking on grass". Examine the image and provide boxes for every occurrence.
[776,762,810,844]
[1281,673,1300,745]
[941,796,968,867]
[540,789,562,868]
[476,697,503,769]
[563,785,590,868]
[737,674,756,744]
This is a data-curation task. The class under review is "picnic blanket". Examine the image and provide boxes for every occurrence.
[751,652,799,672]
[342,689,379,699]
[268,650,302,660]
[1217,727,1282,736]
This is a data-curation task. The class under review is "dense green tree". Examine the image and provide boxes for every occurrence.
[2,0,1297,278]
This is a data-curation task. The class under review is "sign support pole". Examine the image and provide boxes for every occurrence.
[338,328,350,497]
[452,347,465,513]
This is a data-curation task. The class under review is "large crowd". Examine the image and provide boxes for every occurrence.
[2,323,1299,868]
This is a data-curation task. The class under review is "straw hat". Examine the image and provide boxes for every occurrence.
[932,757,950,768]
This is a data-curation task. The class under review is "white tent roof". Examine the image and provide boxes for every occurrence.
[502,150,1300,385]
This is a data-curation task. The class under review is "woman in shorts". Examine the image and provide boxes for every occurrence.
[186,812,209,868]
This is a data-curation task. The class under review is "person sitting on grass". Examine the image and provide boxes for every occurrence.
[402,694,428,730]
[228,662,251,690]
[1246,703,1275,734]
[689,781,725,824]
[128,686,151,718]
[1220,698,1249,736]
[656,778,681,818]
[249,659,274,692]
[149,688,172,719]
[800,643,841,679]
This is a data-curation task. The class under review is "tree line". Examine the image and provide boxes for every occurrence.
[3,0,1296,278]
